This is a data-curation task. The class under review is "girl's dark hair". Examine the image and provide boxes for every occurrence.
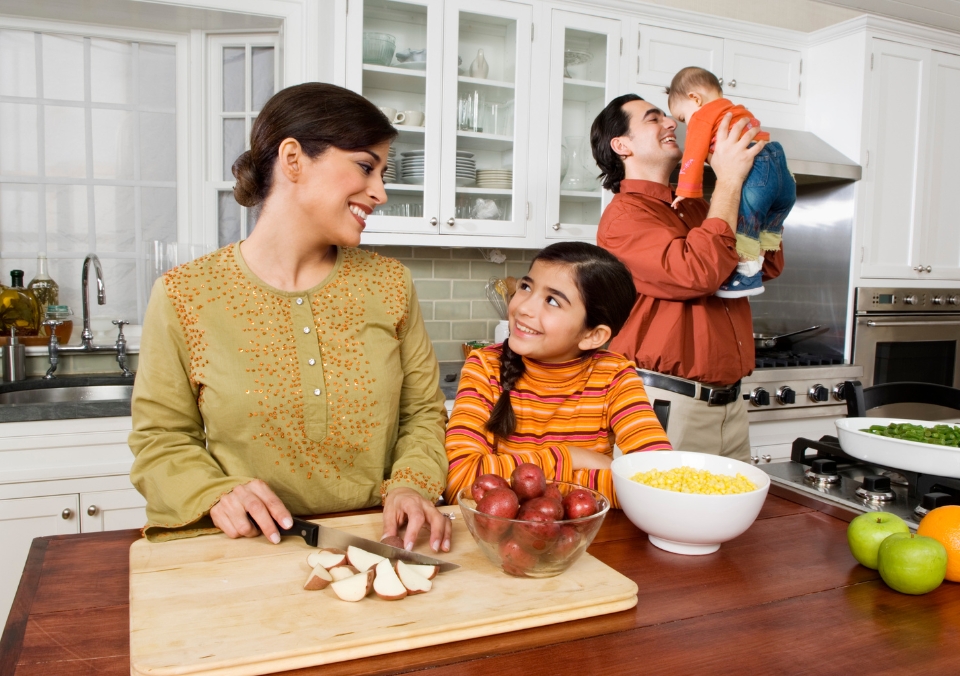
[590,93,644,194]
[486,242,637,440]
[232,83,398,207]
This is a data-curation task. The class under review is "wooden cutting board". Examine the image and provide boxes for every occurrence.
[129,506,638,676]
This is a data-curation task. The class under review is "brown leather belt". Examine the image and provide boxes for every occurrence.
[638,370,742,407]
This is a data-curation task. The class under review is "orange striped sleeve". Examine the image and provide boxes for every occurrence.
[443,350,574,504]
[607,366,672,453]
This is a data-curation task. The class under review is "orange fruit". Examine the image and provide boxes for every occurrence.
[917,505,960,582]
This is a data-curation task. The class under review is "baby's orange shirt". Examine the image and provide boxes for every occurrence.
[676,97,770,199]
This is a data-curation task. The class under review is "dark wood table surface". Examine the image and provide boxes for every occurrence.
[3,485,960,676]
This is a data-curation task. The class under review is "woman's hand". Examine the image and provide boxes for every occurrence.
[382,487,452,553]
[210,479,293,543]
[568,446,613,471]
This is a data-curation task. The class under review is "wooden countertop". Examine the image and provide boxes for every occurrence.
[3,486,960,675]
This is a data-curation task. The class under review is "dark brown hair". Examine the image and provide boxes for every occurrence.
[666,66,723,110]
[232,83,398,207]
[590,93,644,194]
[486,242,637,440]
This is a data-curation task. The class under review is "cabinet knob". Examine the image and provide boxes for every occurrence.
[446,218,455,227]
[61,508,72,520]
[925,265,932,273]
[914,266,921,272]
[761,454,772,463]
[750,455,759,464]
[729,79,737,88]
[718,77,723,86]
[429,217,438,226]
[87,505,98,516]
[552,223,561,231]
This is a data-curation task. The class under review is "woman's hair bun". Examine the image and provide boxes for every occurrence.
[232,151,262,207]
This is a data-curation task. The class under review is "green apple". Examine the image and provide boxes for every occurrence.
[847,512,910,569]
[877,532,947,595]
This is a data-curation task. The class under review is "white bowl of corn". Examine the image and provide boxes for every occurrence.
[610,451,770,555]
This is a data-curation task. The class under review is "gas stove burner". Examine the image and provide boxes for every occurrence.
[755,351,844,369]
[855,475,896,503]
[804,458,840,485]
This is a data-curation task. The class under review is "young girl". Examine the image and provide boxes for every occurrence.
[444,242,671,508]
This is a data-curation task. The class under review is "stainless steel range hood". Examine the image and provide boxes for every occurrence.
[674,126,862,184]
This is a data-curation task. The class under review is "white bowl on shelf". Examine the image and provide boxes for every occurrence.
[610,451,770,556]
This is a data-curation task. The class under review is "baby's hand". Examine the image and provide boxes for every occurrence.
[671,195,686,209]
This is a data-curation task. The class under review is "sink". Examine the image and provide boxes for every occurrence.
[0,385,133,405]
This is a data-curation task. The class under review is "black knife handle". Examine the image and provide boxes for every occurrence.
[277,517,319,547]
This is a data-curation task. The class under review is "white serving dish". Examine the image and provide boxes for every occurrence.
[610,451,770,555]
[835,417,960,478]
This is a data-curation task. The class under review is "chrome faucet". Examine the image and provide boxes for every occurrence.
[45,253,133,378]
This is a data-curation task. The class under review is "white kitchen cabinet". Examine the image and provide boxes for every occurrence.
[79,488,147,532]
[0,494,80,625]
[635,25,800,105]
[544,10,620,241]
[349,0,532,241]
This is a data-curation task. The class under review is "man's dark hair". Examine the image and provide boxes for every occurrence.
[590,93,644,194]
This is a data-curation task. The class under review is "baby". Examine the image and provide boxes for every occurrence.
[667,66,796,298]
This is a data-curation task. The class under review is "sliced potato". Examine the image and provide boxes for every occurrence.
[347,545,387,573]
[330,569,374,602]
[303,563,333,591]
[307,548,348,570]
[373,559,407,601]
[395,560,432,594]
[329,565,360,582]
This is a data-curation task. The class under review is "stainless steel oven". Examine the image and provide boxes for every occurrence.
[852,287,960,390]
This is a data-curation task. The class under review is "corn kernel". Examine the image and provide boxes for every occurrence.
[629,466,756,495]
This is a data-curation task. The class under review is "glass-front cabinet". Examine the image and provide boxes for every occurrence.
[544,11,620,241]
[347,0,532,239]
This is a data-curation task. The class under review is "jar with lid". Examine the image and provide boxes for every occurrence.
[0,270,40,336]
[40,305,74,344]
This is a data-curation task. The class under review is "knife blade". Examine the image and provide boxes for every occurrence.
[277,517,459,572]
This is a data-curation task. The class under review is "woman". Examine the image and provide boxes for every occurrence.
[129,83,451,553]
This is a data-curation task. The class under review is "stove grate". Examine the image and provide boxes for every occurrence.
[755,352,845,369]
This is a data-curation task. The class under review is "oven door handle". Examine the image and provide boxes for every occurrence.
[865,320,960,327]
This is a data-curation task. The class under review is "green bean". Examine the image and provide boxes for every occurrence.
[861,422,960,447]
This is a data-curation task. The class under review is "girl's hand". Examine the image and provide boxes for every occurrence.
[567,446,613,471]
[382,487,452,553]
[671,195,686,210]
[210,479,293,543]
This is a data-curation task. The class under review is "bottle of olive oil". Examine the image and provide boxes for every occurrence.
[0,270,40,336]
[28,253,59,311]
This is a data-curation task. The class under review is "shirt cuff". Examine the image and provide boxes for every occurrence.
[381,467,446,504]
[700,217,737,244]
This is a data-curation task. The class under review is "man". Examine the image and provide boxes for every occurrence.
[591,94,784,461]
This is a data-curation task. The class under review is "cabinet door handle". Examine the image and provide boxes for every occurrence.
[446,218,455,227]
[429,217,438,226]
[718,77,723,86]
[729,79,737,88]
[61,508,72,519]
[914,265,922,272]
[925,265,932,272]
[87,505,98,516]
[552,223,560,231]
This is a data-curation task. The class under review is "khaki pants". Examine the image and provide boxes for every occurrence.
[643,382,751,462]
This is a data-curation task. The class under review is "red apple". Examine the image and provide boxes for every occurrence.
[563,488,599,520]
[519,497,564,521]
[471,473,509,502]
[511,463,547,502]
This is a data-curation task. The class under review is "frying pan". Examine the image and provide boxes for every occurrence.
[753,325,821,350]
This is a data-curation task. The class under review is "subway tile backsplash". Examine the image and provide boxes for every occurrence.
[364,246,537,362]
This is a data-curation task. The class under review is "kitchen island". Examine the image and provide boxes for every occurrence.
[2,487,959,675]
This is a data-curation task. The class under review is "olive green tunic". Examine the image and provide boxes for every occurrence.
[129,244,447,541]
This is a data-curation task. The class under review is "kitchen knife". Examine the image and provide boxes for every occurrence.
[278,517,459,572]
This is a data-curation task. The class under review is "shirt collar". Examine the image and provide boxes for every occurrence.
[521,353,592,384]
[618,179,673,204]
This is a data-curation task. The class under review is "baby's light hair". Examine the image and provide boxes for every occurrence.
[666,67,723,109]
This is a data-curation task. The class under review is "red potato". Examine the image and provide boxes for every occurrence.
[303,563,333,590]
[511,463,547,502]
[380,536,405,549]
[513,511,561,553]
[395,560,433,594]
[330,569,375,602]
[329,565,360,582]
[373,559,408,600]
[475,486,521,542]
[562,488,600,520]
[471,473,510,502]
[542,525,581,562]
[347,545,387,573]
[306,548,347,570]
[520,497,564,521]
[405,563,439,580]
[543,483,564,503]
[498,537,539,576]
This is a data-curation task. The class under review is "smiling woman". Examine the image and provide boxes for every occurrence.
[129,84,452,554]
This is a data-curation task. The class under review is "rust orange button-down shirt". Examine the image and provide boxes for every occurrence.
[597,179,784,387]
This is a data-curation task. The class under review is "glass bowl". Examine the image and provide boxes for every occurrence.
[362,32,396,66]
[456,481,609,578]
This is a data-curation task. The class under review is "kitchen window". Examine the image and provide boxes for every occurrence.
[0,22,185,322]
[206,33,281,248]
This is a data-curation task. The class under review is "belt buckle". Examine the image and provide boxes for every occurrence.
[707,386,736,406]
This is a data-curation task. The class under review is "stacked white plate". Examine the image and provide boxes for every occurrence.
[456,151,476,187]
[399,149,425,185]
[476,169,512,189]
[384,147,397,184]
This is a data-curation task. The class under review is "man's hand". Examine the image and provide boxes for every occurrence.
[706,114,765,233]
[210,479,293,543]
[382,487,452,553]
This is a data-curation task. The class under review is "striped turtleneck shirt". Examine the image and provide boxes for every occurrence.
[444,345,671,508]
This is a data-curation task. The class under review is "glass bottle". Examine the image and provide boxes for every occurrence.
[0,270,40,336]
[28,253,59,311]
[559,136,598,191]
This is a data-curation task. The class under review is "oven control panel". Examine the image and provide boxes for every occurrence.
[856,287,960,313]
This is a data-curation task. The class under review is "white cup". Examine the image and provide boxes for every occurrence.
[378,106,398,122]
[399,110,424,126]
[494,320,510,344]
